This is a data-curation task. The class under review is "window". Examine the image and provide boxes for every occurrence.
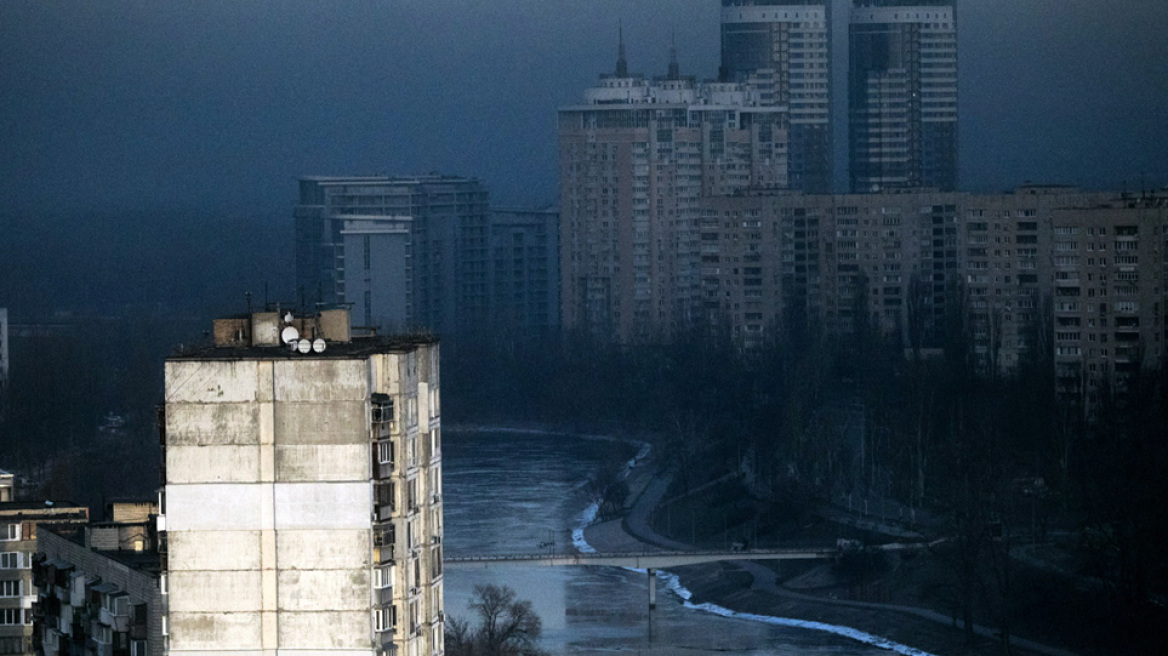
[377,440,395,466]
[0,608,25,625]
[374,565,395,589]
[0,581,20,597]
[0,525,18,541]
[374,605,396,632]
[0,552,22,569]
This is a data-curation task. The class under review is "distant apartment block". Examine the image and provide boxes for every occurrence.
[849,1,957,192]
[695,187,1168,386]
[295,175,490,336]
[159,309,443,656]
[559,45,791,340]
[489,208,560,332]
[34,501,163,656]
[1048,199,1168,406]
[720,0,832,192]
[0,474,12,504]
[0,499,89,656]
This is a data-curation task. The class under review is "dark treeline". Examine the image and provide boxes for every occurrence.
[444,322,1168,652]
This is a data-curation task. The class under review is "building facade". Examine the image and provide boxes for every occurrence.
[159,309,443,656]
[1048,199,1168,408]
[0,501,89,656]
[34,526,163,656]
[488,208,560,333]
[559,48,790,340]
[295,176,490,337]
[720,0,832,192]
[848,1,957,192]
[695,188,1168,380]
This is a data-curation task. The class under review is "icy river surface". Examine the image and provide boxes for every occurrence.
[442,429,909,656]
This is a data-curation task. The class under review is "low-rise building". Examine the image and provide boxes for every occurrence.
[0,501,89,656]
[33,526,163,656]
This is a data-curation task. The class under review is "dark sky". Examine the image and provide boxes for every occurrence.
[2,0,1166,215]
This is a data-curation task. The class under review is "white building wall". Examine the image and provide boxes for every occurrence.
[163,341,442,656]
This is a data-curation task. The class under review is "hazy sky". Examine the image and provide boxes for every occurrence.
[2,0,1166,215]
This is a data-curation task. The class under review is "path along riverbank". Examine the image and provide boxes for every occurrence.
[580,455,1079,656]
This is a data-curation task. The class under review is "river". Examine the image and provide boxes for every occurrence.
[442,429,898,655]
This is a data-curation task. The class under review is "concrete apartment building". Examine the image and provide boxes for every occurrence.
[0,497,89,656]
[159,308,443,656]
[849,1,958,192]
[295,176,490,337]
[1048,198,1168,407]
[720,0,832,192]
[488,208,560,333]
[559,44,790,340]
[696,187,1141,373]
[35,516,164,656]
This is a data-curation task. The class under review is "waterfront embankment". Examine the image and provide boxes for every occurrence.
[580,451,1079,656]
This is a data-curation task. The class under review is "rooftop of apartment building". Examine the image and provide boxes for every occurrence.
[0,500,88,521]
[39,524,161,575]
[169,307,437,361]
[299,174,481,185]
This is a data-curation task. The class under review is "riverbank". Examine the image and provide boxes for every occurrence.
[581,460,1077,656]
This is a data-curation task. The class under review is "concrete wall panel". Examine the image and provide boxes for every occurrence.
[167,531,261,571]
[277,530,370,571]
[166,402,260,446]
[276,444,369,482]
[167,446,260,483]
[277,569,369,611]
[277,611,371,650]
[274,360,368,402]
[165,361,261,403]
[274,401,366,446]
[169,571,263,612]
[169,652,263,656]
[166,484,262,531]
[278,651,373,656]
[274,483,370,530]
[169,612,262,650]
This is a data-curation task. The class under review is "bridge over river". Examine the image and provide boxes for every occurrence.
[446,546,842,609]
[447,540,937,610]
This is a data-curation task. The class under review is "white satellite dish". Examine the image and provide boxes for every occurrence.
[284,312,294,323]
[281,326,300,344]
[312,338,327,353]
[288,339,299,351]
[297,339,312,354]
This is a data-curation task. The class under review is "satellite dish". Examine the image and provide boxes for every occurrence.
[297,339,312,354]
[281,326,300,344]
[284,312,294,323]
[312,338,327,353]
[288,340,299,351]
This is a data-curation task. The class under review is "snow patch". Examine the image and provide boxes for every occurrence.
[572,497,938,656]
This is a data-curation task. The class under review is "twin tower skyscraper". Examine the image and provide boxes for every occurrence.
[558,1,957,340]
[719,0,957,193]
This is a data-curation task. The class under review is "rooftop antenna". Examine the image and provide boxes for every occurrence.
[616,20,628,77]
[668,31,680,80]
[245,291,252,314]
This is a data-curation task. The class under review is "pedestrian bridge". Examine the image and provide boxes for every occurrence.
[446,541,935,611]
[445,547,838,570]
[446,547,840,610]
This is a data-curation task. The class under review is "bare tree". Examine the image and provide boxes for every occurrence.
[445,584,548,656]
